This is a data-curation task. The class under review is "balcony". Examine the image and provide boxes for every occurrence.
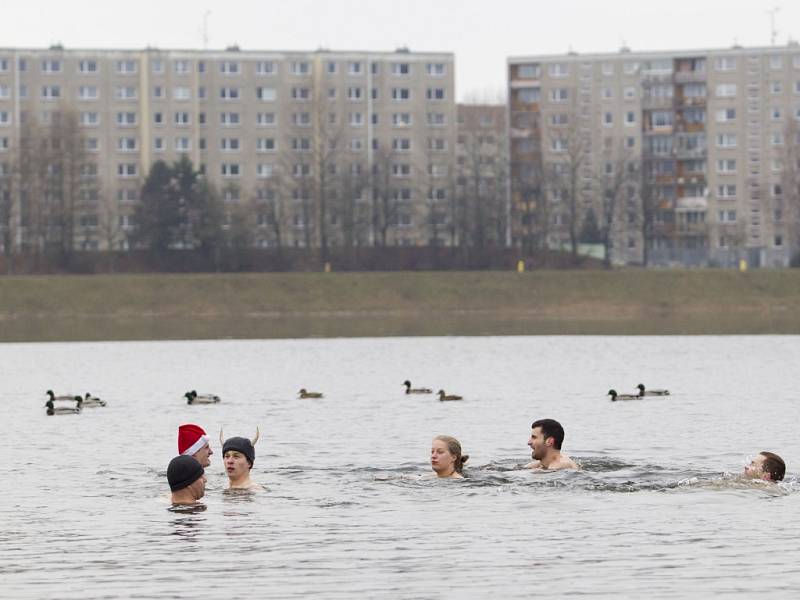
[642,96,674,110]
[674,70,706,83]
[676,197,707,210]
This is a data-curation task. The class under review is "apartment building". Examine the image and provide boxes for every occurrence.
[508,43,800,267]
[0,46,456,250]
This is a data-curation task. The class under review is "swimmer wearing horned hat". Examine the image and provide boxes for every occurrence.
[220,427,264,491]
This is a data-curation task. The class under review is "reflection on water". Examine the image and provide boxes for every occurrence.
[3,335,800,598]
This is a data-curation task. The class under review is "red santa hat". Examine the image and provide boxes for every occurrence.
[178,424,209,456]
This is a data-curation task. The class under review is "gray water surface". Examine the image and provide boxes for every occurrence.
[2,336,799,598]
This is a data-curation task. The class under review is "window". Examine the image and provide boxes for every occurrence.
[716,108,736,122]
[116,60,137,74]
[219,61,240,75]
[151,59,164,74]
[717,159,736,173]
[256,61,276,76]
[78,85,98,100]
[80,111,99,126]
[518,64,541,78]
[174,59,191,74]
[684,83,707,98]
[153,112,164,125]
[256,138,275,152]
[256,163,274,178]
[391,87,411,101]
[426,88,446,100]
[549,88,568,102]
[153,85,163,99]
[426,62,446,76]
[771,107,782,120]
[769,55,783,70]
[117,137,137,152]
[41,59,62,73]
[347,86,363,101]
[349,112,364,126]
[220,138,240,151]
[221,163,241,177]
[392,163,411,177]
[325,61,338,75]
[624,86,636,99]
[117,163,138,177]
[551,138,568,152]
[0,111,10,126]
[292,163,310,177]
[625,111,636,126]
[771,131,784,146]
[771,81,783,94]
[428,138,446,151]
[518,88,540,103]
[427,112,446,126]
[291,61,310,75]
[715,57,737,71]
[392,112,412,126]
[114,85,137,100]
[174,111,190,126]
[41,85,61,99]
[601,62,614,76]
[220,112,240,126]
[716,133,737,148]
[116,112,137,126]
[623,61,639,75]
[153,137,164,151]
[718,209,737,222]
[392,138,411,151]
[548,63,568,77]
[717,184,736,198]
[0,58,8,73]
[256,87,276,101]
[602,87,613,100]
[391,62,410,76]
[291,87,310,100]
[349,138,363,151]
[172,86,191,101]
[716,83,737,97]
[174,137,191,152]
[78,59,98,74]
[292,112,311,126]
[603,112,613,126]
[219,87,239,100]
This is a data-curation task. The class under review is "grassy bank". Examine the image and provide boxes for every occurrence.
[1,270,800,341]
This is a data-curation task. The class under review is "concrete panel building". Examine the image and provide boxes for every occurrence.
[0,46,456,251]
[508,44,800,267]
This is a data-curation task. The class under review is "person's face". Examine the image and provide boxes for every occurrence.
[527,426,552,460]
[188,474,206,500]
[193,443,212,468]
[224,450,251,479]
[744,454,769,480]
[430,439,456,476]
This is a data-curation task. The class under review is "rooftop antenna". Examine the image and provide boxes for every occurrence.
[202,10,211,49]
[767,6,780,45]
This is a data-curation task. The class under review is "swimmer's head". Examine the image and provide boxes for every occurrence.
[431,435,469,476]
[167,455,206,498]
[529,419,565,460]
[744,451,785,482]
[222,436,256,468]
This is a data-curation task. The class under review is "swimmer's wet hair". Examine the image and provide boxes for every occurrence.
[434,435,469,474]
[760,451,786,481]
[531,419,565,450]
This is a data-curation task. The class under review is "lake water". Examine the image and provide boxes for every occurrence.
[2,336,800,598]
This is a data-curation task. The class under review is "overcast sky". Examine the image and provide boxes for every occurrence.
[2,0,799,101]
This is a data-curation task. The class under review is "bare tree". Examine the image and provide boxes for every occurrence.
[547,124,589,262]
[370,146,401,247]
[781,118,800,262]
[595,142,639,267]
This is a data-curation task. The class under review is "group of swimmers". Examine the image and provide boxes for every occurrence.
[166,419,787,505]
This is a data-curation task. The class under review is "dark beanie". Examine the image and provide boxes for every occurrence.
[167,455,204,492]
[222,437,255,466]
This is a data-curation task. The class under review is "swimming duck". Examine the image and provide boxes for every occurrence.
[46,389,77,402]
[45,398,81,416]
[607,389,640,401]
[185,390,221,405]
[403,380,433,394]
[437,390,463,402]
[298,388,324,399]
[81,393,107,407]
[636,383,670,397]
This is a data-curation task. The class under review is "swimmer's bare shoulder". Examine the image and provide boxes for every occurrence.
[526,456,579,471]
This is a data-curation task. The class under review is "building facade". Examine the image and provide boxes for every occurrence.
[508,44,800,267]
[0,46,456,251]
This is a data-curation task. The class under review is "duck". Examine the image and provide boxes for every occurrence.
[46,389,77,402]
[45,398,81,416]
[607,389,640,401]
[403,380,432,394]
[81,393,107,407]
[437,390,463,402]
[636,383,670,397]
[298,388,324,399]
[184,390,221,405]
